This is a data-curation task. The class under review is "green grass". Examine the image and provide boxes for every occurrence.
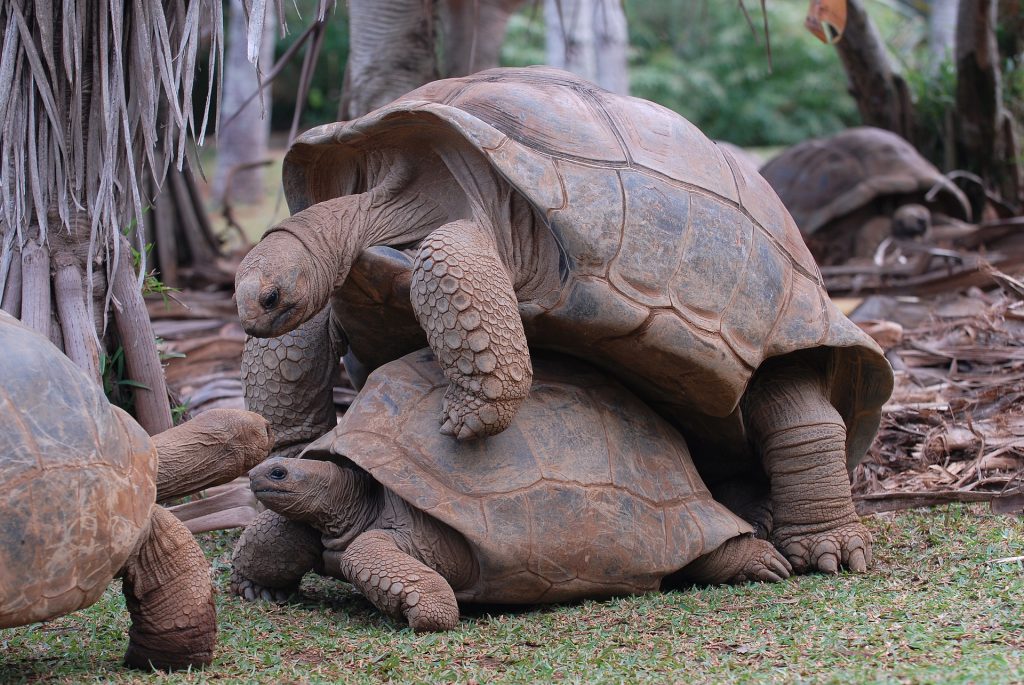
[2,504,1022,684]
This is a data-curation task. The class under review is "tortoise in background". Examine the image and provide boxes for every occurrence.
[0,311,271,670]
[231,350,791,631]
[234,66,892,574]
[760,126,972,265]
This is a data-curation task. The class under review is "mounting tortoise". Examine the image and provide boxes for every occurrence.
[0,311,272,670]
[760,126,972,265]
[230,350,791,630]
[234,66,893,574]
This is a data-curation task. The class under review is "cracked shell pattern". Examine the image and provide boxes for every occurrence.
[411,222,532,440]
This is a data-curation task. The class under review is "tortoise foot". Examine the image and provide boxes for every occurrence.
[124,642,213,671]
[229,568,296,603]
[727,538,792,584]
[773,521,872,574]
[439,385,518,440]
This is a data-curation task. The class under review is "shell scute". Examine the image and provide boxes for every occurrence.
[608,172,689,307]
[599,94,738,203]
[540,161,620,276]
[720,230,792,369]
[669,194,753,331]
[448,79,625,163]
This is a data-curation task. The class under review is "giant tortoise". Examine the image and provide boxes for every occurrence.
[234,66,893,574]
[231,350,791,630]
[760,126,972,265]
[0,311,271,670]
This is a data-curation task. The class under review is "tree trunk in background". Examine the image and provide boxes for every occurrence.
[593,0,629,94]
[834,0,915,140]
[342,0,438,118]
[442,0,525,77]
[546,0,597,83]
[927,0,958,63]
[212,0,276,205]
[955,0,1022,203]
[545,0,628,94]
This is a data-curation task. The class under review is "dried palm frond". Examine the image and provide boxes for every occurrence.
[0,0,286,298]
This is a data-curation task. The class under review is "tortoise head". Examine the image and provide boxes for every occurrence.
[892,203,931,240]
[236,196,367,337]
[249,457,345,521]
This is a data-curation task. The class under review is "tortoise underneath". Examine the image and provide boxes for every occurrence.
[231,350,791,630]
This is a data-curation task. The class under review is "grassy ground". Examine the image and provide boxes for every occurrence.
[2,504,1022,684]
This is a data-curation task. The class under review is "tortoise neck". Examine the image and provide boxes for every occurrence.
[316,464,384,546]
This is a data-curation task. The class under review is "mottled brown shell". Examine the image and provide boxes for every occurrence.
[282,67,892,475]
[305,349,752,603]
[760,126,971,236]
[0,312,156,627]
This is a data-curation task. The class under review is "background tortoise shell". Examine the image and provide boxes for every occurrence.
[303,349,752,603]
[760,126,972,236]
[0,311,155,627]
[281,66,892,478]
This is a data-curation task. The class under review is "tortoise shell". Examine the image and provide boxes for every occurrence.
[303,349,752,603]
[760,126,971,236]
[0,312,156,627]
[282,66,892,478]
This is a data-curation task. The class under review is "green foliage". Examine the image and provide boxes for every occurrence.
[503,1,859,147]
[271,2,350,129]
[624,1,859,147]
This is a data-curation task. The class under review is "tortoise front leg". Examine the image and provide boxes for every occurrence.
[120,506,216,671]
[743,356,872,574]
[230,509,324,603]
[325,529,460,632]
[241,306,341,458]
[411,220,532,440]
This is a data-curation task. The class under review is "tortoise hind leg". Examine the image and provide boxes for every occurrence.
[230,509,324,603]
[742,355,872,574]
[120,506,216,671]
[411,220,532,440]
[673,536,792,585]
[326,529,460,632]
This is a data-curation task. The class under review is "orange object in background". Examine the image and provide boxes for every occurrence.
[806,0,847,43]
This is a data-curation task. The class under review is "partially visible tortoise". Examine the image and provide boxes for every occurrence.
[760,126,972,265]
[231,350,791,630]
[0,311,272,670]
[234,66,893,574]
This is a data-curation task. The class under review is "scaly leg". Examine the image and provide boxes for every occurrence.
[677,536,792,585]
[120,506,216,671]
[241,306,340,458]
[411,220,531,440]
[743,356,872,574]
[230,509,324,602]
[327,529,460,632]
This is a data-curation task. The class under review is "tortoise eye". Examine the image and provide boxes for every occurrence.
[260,288,280,310]
[268,466,287,481]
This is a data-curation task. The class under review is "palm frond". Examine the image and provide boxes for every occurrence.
[0,0,280,294]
